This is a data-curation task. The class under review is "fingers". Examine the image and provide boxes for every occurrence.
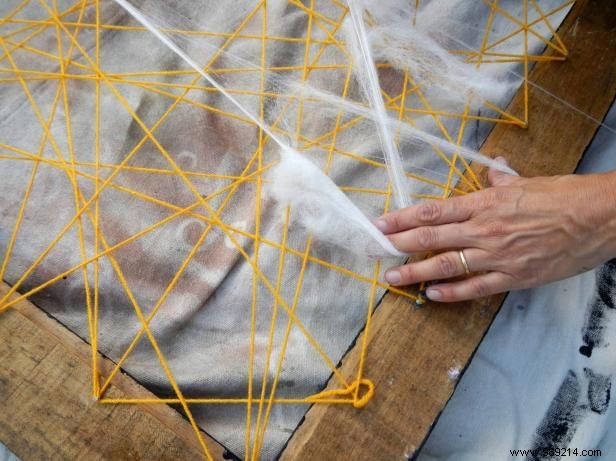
[384,248,489,286]
[375,196,473,235]
[425,271,515,302]
[376,156,517,237]
[386,223,474,253]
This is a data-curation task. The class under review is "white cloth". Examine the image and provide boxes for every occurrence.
[418,103,616,461]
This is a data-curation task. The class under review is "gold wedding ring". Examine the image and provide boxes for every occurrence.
[458,250,471,275]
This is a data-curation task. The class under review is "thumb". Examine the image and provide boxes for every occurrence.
[488,156,515,187]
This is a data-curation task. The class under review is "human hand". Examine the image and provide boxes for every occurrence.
[375,160,616,302]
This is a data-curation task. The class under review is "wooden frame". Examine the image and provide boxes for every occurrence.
[1,0,615,459]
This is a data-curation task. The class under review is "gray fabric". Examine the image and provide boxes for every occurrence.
[0,1,571,458]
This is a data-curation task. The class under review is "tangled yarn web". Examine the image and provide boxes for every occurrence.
[0,0,572,458]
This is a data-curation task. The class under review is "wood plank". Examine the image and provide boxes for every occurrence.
[281,1,616,459]
[0,282,226,461]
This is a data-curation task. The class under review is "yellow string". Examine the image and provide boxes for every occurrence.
[92,0,101,397]
[96,152,267,399]
[307,377,375,409]
[251,207,291,461]
[245,2,269,455]
[252,235,313,456]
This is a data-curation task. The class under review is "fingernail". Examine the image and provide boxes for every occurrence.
[495,156,507,165]
[426,288,442,301]
[385,270,401,285]
[374,219,389,233]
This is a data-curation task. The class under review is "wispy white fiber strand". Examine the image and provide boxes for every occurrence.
[432,26,616,135]
[346,0,411,209]
[297,84,519,176]
[113,0,289,151]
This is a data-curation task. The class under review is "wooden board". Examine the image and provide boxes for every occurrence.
[281,1,616,459]
[0,282,226,460]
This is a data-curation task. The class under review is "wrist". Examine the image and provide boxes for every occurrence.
[589,171,616,260]
[560,171,616,265]
[602,171,616,258]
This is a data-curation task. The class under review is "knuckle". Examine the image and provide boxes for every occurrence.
[437,254,457,277]
[517,257,539,282]
[476,190,498,210]
[416,227,438,250]
[484,221,507,238]
[491,189,510,206]
[398,265,415,284]
[470,278,491,298]
[417,201,441,223]
[488,251,508,271]
[388,212,405,232]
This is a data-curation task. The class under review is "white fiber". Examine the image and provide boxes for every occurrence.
[368,24,513,108]
[296,85,519,176]
[345,0,411,210]
[114,0,404,259]
[115,0,516,265]
[117,0,517,181]
[425,21,616,135]
[267,150,405,258]
[113,0,287,150]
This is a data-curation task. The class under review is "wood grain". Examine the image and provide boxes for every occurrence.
[0,282,225,461]
[281,1,616,459]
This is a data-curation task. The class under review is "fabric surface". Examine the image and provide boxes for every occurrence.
[418,102,616,461]
[0,1,572,458]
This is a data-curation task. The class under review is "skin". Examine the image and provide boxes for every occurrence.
[375,158,616,302]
